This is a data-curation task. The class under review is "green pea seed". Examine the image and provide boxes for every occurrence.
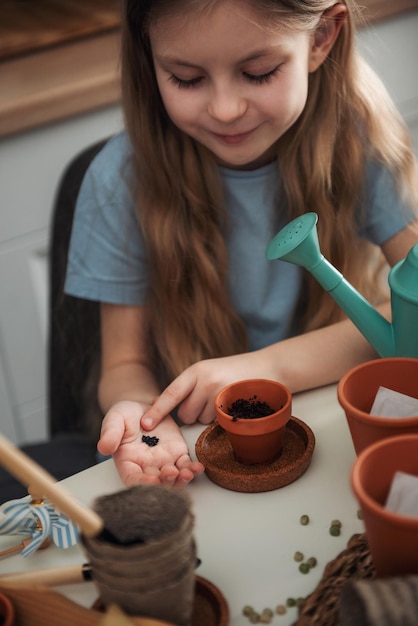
[296,597,305,607]
[249,613,260,624]
[261,609,274,618]
[276,604,287,615]
[331,519,342,528]
[357,509,363,519]
[307,556,317,568]
[300,514,310,525]
[294,551,304,562]
[243,606,255,616]
[330,524,341,536]
[299,562,310,574]
[286,597,297,607]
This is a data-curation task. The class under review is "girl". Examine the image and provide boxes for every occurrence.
[65,0,418,487]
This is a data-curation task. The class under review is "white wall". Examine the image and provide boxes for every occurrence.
[357,12,418,152]
[0,105,123,443]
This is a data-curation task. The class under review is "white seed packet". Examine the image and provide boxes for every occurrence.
[370,386,418,418]
[385,471,418,518]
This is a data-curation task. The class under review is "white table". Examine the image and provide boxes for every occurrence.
[0,384,365,625]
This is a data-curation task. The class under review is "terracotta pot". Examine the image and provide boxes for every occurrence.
[351,433,418,577]
[214,379,292,465]
[337,357,418,455]
[0,591,15,626]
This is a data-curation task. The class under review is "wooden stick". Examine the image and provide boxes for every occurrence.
[0,433,103,538]
[0,537,51,559]
[0,563,92,587]
[0,538,32,559]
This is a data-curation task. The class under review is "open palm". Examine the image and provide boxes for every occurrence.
[99,401,204,487]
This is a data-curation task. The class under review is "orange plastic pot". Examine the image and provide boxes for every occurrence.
[214,379,291,465]
[351,433,418,577]
[338,357,418,455]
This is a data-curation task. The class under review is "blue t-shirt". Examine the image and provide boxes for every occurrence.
[64,132,414,351]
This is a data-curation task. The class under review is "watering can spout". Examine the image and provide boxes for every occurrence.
[266,213,398,357]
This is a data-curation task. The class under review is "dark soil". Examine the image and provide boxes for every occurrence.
[142,435,159,447]
[226,395,276,420]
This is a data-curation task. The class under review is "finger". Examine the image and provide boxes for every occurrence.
[176,396,210,425]
[189,461,205,475]
[175,467,199,486]
[159,464,180,487]
[196,401,216,424]
[175,455,205,475]
[98,413,126,455]
[175,453,192,469]
[141,370,198,430]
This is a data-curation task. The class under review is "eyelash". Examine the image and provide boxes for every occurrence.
[169,66,281,89]
[169,75,202,89]
[244,66,281,84]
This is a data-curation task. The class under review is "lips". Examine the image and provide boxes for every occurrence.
[211,128,256,144]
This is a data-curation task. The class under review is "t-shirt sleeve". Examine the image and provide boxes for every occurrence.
[64,135,149,305]
[358,160,417,245]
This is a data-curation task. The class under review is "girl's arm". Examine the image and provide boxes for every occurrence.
[97,303,204,486]
[141,315,381,428]
[98,302,160,411]
[141,221,418,430]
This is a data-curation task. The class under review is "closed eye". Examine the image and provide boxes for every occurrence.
[169,74,203,89]
[168,64,282,89]
[243,65,281,84]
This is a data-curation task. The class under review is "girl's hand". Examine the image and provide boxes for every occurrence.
[140,306,397,434]
[141,352,275,430]
[98,400,205,487]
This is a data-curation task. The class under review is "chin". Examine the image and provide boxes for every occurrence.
[219,152,276,170]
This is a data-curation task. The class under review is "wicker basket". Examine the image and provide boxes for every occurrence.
[294,533,375,626]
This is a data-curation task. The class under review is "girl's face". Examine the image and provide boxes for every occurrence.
[150,0,321,170]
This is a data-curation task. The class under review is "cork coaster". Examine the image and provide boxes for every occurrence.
[195,417,315,493]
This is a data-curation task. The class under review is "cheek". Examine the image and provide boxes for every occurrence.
[159,88,198,129]
[276,71,309,118]
[278,54,310,101]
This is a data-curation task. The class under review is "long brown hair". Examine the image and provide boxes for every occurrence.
[121,0,418,384]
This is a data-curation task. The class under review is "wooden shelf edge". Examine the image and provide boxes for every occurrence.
[0,77,121,138]
[0,31,121,139]
[0,4,417,139]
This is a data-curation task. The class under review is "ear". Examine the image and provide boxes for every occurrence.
[308,4,347,73]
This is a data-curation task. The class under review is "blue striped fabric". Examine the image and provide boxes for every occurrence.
[0,496,79,556]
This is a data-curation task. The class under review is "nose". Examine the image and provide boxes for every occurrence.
[207,84,247,123]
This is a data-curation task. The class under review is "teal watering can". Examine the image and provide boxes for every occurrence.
[266,212,418,358]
